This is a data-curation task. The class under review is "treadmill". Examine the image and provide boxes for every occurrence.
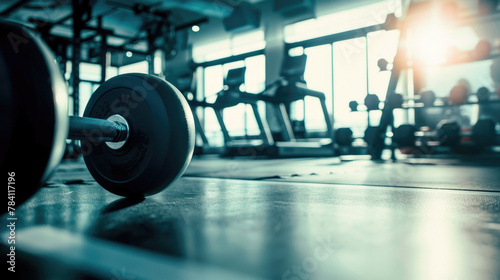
[211,67,275,157]
[174,73,221,155]
[263,54,336,157]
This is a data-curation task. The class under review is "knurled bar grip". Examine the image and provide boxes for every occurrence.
[68,116,128,143]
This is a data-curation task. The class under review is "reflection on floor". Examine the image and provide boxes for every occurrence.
[2,156,500,279]
[188,155,500,191]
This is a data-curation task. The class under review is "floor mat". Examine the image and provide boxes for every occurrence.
[185,155,500,192]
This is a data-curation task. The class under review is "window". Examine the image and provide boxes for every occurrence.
[333,38,368,136]
[193,30,265,63]
[303,44,332,132]
[232,30,266,56]
[118,60,149,75]
[67,62,119,116]
[284,0,402,43]
[73,63,103,116]
[193,29,266,145]
[80,62,101,82]
[284,0,402,137]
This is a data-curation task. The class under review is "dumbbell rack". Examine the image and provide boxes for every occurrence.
[367,7,500,160]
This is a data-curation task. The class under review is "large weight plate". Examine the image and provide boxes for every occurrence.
[82,74,195,197]
[0,20,68,207]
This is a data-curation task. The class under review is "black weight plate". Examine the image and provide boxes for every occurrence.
[349,100,358,111]
[364,94,380,111]
[363,126,378,145]
[472,119,496,146]
[82,74,195,197]
[420,90,436,107]
[0,20,68,208]
[387,93,403,108]
[393,124,416,147]
[437,120,461,146]
[477,87,490,102]
[335,128,353,146]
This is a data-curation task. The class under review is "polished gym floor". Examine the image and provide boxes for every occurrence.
[5,155,500,279]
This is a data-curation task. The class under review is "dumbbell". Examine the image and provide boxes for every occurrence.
[393,91,437,108]
[349,101,360,111]
[449,81,471,105]
[334,126,382,147]
[449,81,495,105]
[392,119,498,148]
[365,94,381,110]
[393,120,462,147]
[0,21,195,207]
[418,90,437,106]
[388,91,437,107]
[349,94,381,111]
[371,86,492,109]
[474,87,492,102]
[349,91,438,112]
[377,58,390,71]
[387,91,437,108]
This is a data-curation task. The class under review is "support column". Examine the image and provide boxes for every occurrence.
[71,0,83,116]
[98,16,108,84]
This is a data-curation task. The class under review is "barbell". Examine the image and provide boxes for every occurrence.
[0,20,195,207]
[334,126,380,147]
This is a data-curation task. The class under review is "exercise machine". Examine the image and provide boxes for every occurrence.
[174,73,221,154]
[263,54,336,157]
[211,67,275,156]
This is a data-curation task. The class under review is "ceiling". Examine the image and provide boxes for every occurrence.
[0,0,270,53]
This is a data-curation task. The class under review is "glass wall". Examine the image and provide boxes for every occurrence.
[118,60,149,75]
[284,0,402,43]
[193,30,265,62]
[333,37,368,136]
[284,0,402,138]
[194,29,266,146]
[304,44,332,132]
